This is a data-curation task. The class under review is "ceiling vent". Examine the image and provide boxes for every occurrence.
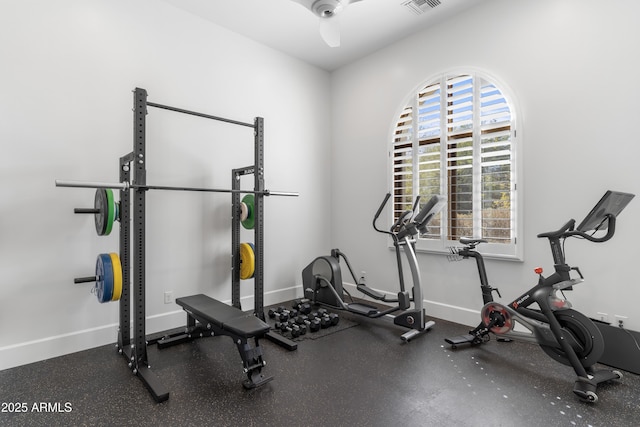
[402,0,442,15]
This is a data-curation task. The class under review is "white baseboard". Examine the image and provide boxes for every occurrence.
[0,283,473,372]
[0,285,302,372]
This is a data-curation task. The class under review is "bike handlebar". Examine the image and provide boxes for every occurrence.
[537,219,576,239]
[537,215,617,243]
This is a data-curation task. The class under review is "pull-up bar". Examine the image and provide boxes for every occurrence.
[147,101,254,128]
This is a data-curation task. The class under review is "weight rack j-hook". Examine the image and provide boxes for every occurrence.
[56,87,298,403]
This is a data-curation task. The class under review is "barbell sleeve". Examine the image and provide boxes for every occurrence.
[265,190,299,197]
[56,180,129,190]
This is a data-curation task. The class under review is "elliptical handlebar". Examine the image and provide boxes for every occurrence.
[373,193,393,235]
[373,192,444,239]
[413,194,446,234]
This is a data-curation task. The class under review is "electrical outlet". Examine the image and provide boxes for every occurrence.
[596,312,609,323]
[615,314,628,328]
[360,271,366,283]
[164,291,174,304]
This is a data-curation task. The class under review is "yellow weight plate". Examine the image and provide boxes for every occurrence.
[239,242,255,280]
[109,253,122,301]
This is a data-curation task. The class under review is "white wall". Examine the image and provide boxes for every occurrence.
[0,0,331,369]
[331,0,640,328]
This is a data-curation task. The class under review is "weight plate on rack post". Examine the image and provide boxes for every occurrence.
[94,188,116,236]
[240,194,255,230]
[239,201,249,222]
[95,253,114,303]
[239,242,255,280]
[109,253,122,301]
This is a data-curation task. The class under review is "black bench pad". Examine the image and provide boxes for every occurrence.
[176,294,269,338]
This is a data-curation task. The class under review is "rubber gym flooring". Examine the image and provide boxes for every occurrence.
[1,305,639,427]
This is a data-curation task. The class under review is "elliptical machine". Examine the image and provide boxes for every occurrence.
[302,193,445,341]
[445,190,634,402]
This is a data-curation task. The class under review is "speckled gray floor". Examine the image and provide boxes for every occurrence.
[1,308,639,427]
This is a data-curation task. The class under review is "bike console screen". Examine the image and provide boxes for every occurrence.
[576,190,635,232]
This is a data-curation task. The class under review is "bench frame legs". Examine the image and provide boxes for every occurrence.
[157,312,273,389]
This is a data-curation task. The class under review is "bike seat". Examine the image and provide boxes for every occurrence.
[460,237,488,245]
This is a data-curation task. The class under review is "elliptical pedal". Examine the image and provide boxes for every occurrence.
[346,302,379,316]
[356,284,386,300]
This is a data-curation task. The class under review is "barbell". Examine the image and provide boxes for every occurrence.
[55,179,299,197]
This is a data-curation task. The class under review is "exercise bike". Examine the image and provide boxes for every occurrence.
[302,193,445,341]
[445,190,634,402]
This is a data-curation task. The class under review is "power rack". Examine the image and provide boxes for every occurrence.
[58,88,298,402]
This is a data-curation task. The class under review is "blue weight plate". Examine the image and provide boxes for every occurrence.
[95,253,114,303]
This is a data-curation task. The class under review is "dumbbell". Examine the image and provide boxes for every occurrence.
[307,311,331,332]
[290,324,302,338]
[274,322,288,333]
[268,306,287,319]
[320,315,331,329]
[289,318,307,335]
[311,308,332,329]
[292,298,312,314]
[308,317,321,332]
[275,322,302,338]
[328,313,340,326]
[279,310,290,322]
[294,315,309,325]
[271,307,293,322]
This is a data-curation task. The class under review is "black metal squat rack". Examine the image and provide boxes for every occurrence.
[62,88,297,402]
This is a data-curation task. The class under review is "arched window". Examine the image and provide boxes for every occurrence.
[391,71,521,259]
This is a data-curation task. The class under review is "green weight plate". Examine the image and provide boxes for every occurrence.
[239,242,255,280]
[94,189,116,236]
[95,253,114,303]
[104,189,115,236]
[241,194,255,230]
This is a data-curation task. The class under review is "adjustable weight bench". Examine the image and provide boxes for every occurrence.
[157,294,272,389]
